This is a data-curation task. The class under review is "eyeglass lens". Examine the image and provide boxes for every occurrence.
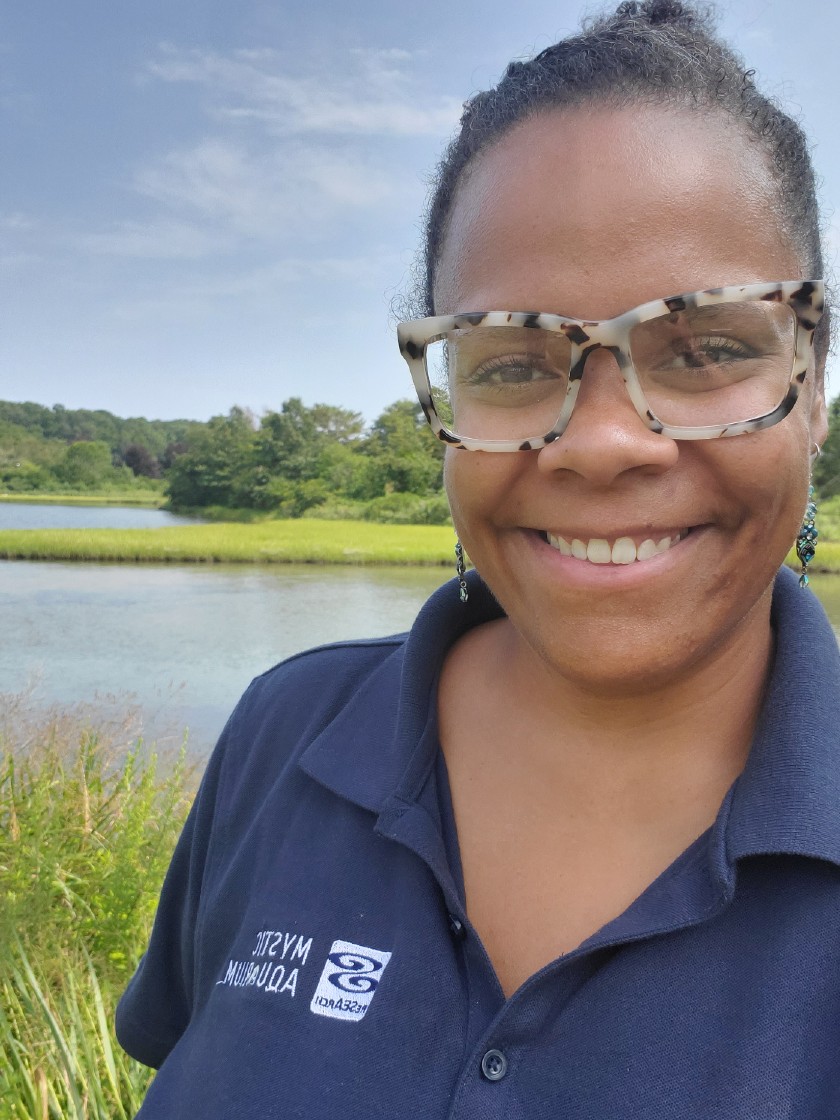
[425,301,797,440]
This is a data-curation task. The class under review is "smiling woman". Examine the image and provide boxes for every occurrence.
[116,3,840,1117]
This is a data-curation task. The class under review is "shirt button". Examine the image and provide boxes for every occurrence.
[481,1049,508,1082]
[448,913,466,940]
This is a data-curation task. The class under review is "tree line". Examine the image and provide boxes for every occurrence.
[3,394,840,523]
[0,397,449,523]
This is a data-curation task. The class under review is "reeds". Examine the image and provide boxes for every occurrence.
[0,700,195,1118]
[0,519,455,566]
[0,516,839,571]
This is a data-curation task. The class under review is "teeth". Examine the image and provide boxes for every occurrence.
[611,537,637,565]
[636,538,658,561]
[586,539,612,564]
[546,532,684,564]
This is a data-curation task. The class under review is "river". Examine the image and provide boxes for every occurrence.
[2,503,838,756]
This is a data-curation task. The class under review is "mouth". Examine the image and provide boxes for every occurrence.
[540,528,691,565]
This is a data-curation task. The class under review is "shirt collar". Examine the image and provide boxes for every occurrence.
[299,566,840,867]
[727,565,840,867]
[297,570,501,812]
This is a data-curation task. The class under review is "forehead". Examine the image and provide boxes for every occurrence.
[434,104,801,317]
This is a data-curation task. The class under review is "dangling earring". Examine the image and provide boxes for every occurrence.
[796,484,818,588]
[455,540,469,603]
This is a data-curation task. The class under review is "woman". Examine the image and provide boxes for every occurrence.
[117,2,839,1115]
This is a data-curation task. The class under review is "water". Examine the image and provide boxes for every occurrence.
[2,506,838,755]
[0,560,449,754]
[0,501,201,530]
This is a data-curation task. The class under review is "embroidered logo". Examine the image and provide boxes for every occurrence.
[310,940,392,1022]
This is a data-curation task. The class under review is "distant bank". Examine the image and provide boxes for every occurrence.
[0,491,164,507]
[0,519,455,566]
[0,517,836,572]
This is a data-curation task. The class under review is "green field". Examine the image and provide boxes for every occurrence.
[0,517,838,571]
[0,491,164,508]
[0,519,455,565]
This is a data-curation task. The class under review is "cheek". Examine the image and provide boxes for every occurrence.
[444,450,524,533]
[710,429,810,551]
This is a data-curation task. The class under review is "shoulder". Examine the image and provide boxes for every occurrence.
[238,632,407,736]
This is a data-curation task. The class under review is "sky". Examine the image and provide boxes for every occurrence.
[2,1,839,424]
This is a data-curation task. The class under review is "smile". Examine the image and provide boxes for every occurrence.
[544,530,690,565]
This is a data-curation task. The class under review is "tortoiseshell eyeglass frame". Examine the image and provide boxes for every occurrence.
[397,280,824,451]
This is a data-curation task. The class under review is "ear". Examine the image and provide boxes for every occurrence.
[810,374,829,452]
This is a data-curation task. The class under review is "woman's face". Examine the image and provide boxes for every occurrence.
[435,105,827,692]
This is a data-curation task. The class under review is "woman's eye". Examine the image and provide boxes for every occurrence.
[668,335,754,368]
[464,358,559,385]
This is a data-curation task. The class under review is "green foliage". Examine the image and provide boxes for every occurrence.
[0,400,200,463]
[1,940,153,1118]
[165,408,260,509]
[55,441,115,488]
[162,397,446,521]
[0,394,447,519]
[814,396,840,499]
[0,703,195,1117]
[0,401,203,495]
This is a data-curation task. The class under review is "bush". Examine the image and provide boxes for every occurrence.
[0,699,195,1116]
[360,492,452,525]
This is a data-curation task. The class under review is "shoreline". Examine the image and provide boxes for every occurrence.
[0,492,164,508]
[0,519,455,566]
[0,519,837,572]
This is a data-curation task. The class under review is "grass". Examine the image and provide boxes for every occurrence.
[3,497,840,571]
[0,696,195,1118]
[0,492,164,508]
[0,518,455,566]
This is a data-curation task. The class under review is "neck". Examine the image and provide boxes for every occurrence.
[441,591,774,829]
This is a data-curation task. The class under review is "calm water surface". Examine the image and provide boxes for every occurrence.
[2,537,838,756]
[1,560,449,754]
[0,502,201,530]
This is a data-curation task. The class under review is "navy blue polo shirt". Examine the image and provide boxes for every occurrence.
[117,565,840,1118]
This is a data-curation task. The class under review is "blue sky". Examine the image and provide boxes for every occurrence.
[3,1,838,423]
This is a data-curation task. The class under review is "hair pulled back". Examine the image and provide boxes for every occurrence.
[419,0,830,363]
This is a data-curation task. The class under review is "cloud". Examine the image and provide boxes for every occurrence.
[146,44,462,138]
[0,211,37,232]
[76,219,233,259]
[132,138,403,238]
[106,247,403,323]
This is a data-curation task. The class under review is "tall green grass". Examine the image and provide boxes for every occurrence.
[0,492,164,508]
[0,517,839,571]
[0,518,455,566]
[0,699,195,1118]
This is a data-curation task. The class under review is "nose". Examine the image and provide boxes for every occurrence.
[537,346,679,484]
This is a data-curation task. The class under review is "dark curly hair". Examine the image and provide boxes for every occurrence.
[417,0,831,366]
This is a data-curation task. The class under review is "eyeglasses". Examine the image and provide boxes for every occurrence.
[397,280,824,451]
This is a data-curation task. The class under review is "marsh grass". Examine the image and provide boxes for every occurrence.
[0,699,196,1118]
[0,492,164,508]
[0,515,839,571]
[0,518,455,566]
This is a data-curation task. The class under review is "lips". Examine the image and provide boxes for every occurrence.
[544,530,690,565]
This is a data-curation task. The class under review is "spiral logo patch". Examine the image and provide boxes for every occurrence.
[310,941,392,1022]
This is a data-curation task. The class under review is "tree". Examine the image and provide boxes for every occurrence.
[814,395,840,498]
[123,443,162,479]
[363,399,445,496]
[55,441,114,488]
[165,409,258,508]
[257,399,364,482]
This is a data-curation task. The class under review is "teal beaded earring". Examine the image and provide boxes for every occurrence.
[796,485,818,588]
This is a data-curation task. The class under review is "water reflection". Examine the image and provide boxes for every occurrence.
[0,502,201,530]
[0,560,448,754]
[2,559,837,757]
